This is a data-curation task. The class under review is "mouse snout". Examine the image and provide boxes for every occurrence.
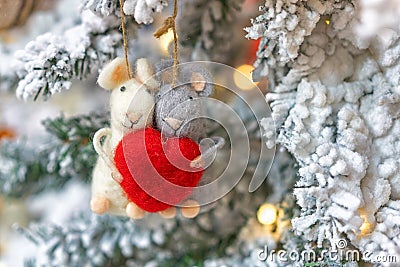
[163,117,183,131]
[125,113,143,126]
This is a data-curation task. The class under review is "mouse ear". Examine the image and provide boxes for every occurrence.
[98,58,130,90]
[135,58,159,91]
[183,65,213,97]
[154,59,175,85]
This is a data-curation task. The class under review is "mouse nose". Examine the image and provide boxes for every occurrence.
[126,113,142,124]
[163,117,183,130]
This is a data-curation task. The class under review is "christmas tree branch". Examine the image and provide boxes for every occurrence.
[249,0,400,260]
[0,44,19,93]
[15,10,123,101]
[179,0,244,63]
[0,112,108,198]
[17,146,299,266]
[82,0,168,24]
[14,0,172,101]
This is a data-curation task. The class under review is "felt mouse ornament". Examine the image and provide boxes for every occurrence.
[130,61,225,218]
[91,57,159,217]
[155,61,225,169]
[91,57,204,219]
[155,61,215,142]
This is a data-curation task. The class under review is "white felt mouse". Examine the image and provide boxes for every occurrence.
[90,57,158,218]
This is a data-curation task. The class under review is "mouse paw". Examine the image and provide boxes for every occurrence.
[190,155,205,169]
[180,200,200,218]
[90,194,110,214]
[159,207,177,219]
[126,202,145,219]
[111,171,123,183]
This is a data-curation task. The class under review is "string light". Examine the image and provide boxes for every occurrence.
[359,214,373,235]
[358,209,374,235]
[325,19,330,25]
[159,28,175,55]
[233,64,258,90]
[257,203,278,226]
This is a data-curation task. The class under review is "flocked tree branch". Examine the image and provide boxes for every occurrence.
[246,0,400,262]
[13,0,170,101]
[0,0,80,93]
[0,112,108,198]
[19,147,298,267]
[14,10,122,101]
[0,44,19,93]
[0,0,172,96]
[82,0,168,24]
[179,0,244,63]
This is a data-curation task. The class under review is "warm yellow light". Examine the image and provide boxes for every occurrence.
[233,64,257,90]
[257,203,278,226]
[325,19,330,25]
[360,214,373,235]
[159,29,175,55]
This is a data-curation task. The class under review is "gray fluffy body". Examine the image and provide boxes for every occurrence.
[155,61,213,141]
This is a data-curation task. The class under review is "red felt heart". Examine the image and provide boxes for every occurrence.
[114,128,203,212]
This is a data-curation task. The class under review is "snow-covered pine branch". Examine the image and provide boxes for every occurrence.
[81,0,168,24]
[0,0,80,94]
[356,201,400,263]
[179,0,244,63]
[244,0,353,87]
[0,44,19,93]
[4,0,170,101]
[0,112,108,197]
[19,214,170,267]
[249,0,400,260]
[19,149,298,267]
[15,10,122,101]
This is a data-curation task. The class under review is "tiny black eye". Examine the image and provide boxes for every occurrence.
[189,96,194,100]
[120,86,126,92]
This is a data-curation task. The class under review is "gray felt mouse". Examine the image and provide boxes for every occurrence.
[155,61,225,169]
[155,61,213,141]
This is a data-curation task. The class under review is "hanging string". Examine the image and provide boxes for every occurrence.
[154,0,179,85]
[119,0,132,79]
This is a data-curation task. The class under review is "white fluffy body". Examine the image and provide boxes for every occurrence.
[91,57,158,216]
